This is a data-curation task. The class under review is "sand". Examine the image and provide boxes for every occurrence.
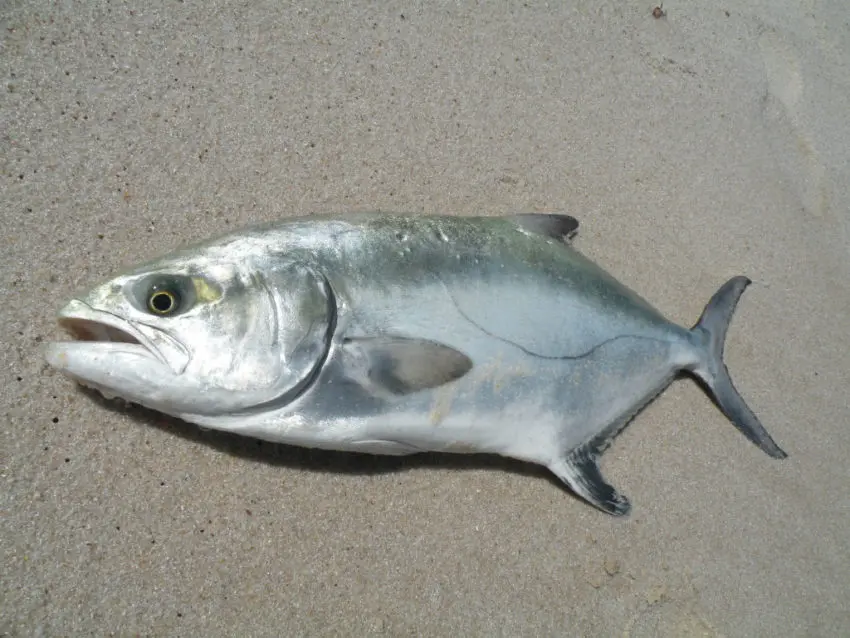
[2,1,849,635]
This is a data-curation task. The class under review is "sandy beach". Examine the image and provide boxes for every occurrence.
[2,1,849,635]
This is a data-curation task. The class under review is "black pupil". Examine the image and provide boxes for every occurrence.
[151,292,174,313]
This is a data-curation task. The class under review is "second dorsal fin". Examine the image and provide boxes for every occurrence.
[512,214,579,243]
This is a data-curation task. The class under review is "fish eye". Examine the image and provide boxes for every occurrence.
[132,274,196,317]
[147,287,181,316]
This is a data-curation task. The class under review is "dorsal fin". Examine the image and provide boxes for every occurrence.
[512,214,579,243]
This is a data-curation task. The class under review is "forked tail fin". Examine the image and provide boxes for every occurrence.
[689,276,787,459]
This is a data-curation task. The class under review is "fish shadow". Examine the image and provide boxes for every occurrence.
[79,387,568,492]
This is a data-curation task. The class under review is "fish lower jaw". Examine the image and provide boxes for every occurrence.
[67,375,187,418]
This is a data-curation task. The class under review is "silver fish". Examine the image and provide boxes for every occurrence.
[45,213,787,515]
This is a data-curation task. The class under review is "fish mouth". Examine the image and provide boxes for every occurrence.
[45,299,191,407]
[50,299,167,367]
[59,316,143,345]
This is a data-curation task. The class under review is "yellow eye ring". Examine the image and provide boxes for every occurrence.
[148,290,178,315]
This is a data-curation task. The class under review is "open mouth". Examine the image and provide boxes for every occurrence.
[45,298,195,408]
[51,299,168,367]
[59,316,142,345]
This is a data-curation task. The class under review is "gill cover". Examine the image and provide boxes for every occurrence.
[234,263,337,412]
[177,262,337,417]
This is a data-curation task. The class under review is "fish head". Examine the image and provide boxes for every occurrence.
[45,242,335,418]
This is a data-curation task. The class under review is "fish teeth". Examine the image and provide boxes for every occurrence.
[78,380,122,403]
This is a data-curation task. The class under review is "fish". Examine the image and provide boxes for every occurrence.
[45,213,787,515]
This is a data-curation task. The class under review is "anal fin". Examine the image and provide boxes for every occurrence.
[549,447,631,516]
[348,439,423,456]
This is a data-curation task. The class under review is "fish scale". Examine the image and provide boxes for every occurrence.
[45,212,787,516]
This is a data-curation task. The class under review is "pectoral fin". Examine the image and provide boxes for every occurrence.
[342,337,472,397]
[549,446,631,516]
